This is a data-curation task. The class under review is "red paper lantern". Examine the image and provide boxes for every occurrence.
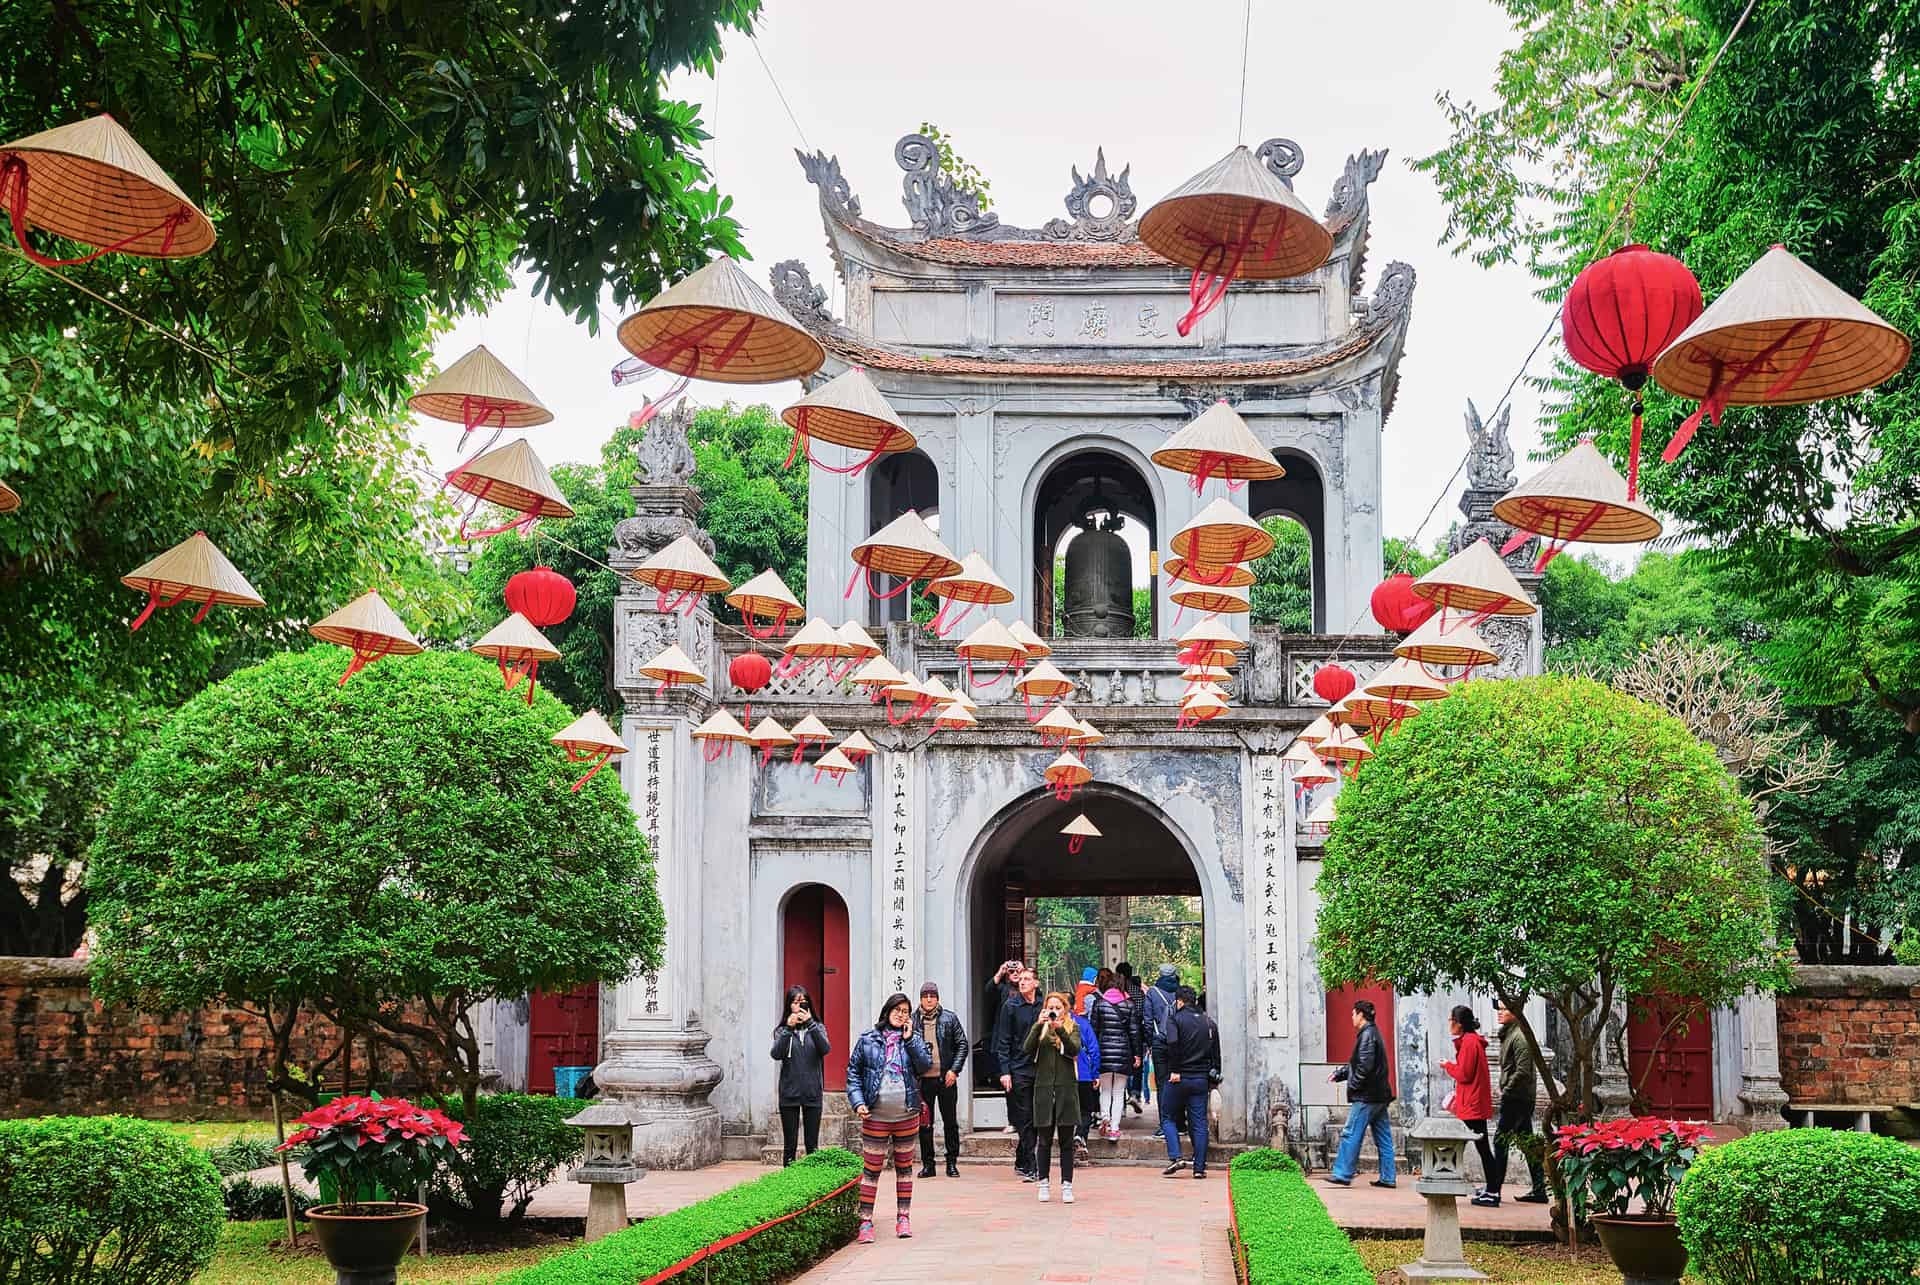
[729,651,773,695]
[504,565,576,628]
[1562,244,1703,500]
[1369,574,1438,633]
[1312,664,1356,705]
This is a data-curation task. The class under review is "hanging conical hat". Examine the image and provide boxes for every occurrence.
[470,612,562,663]
[725,569,803,625]
[781,366,915,454]
[840,730,877,757]
[1362,659,1451,703]
[1181,663,1232,684]
[1298,715,1335,745]
[0,480,19,513]
[1062,814,1102,839]
[1178,615,1247,651]
[1014,659,1075,699]
[955,618,1027,664]
[1169,581,1250,615]
[1651,244,1911,405]
[637,643,705,687]
[835,621,884,660]
[1323,694,1365,728]
[1070,718,1105,747]
[1035,706,1083,739]
[1043,752,1092,787]
[1492,439,1661,545]
[691,709,751,743]
[1304,794,1338,832]
[1315,724,1372,763]
[310,591,424,654]
[849,654,907,689]
[616,256,824,384]
[1008,620,1052,658]
[748,717,795,748]
[884,672,931,700]
[122,531,265,608]
[921,675,957,704]
[1170,498,1275,564]
[0,114,215,258]
[632,535,731,595]
[784,617,851,659]
[814,746,857,775]
[409,344,552,427]
[1411,539,1537,617]
[928,551,1015,605]
[1290,747,1338,788]
[1344,692,1419,726]
[934,702,977,730]
[1163,554,1257,589]
[790,714,832,741]
[851,510,963,581]
[1151,401,1285,483]
[1181,689,1228,720]
[1184,680,1228,703]
[553,709,625,755]
[946,686,979,712]
[1282,739,1317,766]
[1139,145,1333,280]
[446,439,574,520]
[1395,614,1499,667]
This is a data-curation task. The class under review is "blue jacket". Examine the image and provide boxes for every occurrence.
[845,1026,933,1114]
[1073,1013,1101,1082]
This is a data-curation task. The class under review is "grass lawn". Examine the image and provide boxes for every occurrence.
[1352,1237,1705,1284]
[158,1120,278,1150]
[199,1223,573,1284]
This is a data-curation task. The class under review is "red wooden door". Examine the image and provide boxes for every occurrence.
[1326,981,1395,1095]
[1627,994,1713,1117]
[528,983,599,1094]
[782,885,850,1090]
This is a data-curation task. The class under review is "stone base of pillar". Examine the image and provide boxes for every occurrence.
[1399,1194,1488,1281]
[584,1183,630,1241]
[594,1025,724,1170]
[1734,1076,1792,1131]
[1595,1064,1634,1120]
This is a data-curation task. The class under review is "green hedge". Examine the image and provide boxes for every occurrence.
[1677,1128,1920,1284]
[501,1148,862,1285]
[0,1115,225,1285]
[1228,1149,1373,1285]
[431,1093,585,1225]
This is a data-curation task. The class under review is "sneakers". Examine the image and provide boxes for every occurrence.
[1000,1124,1017,1135]
[1370,1179,1397,1189]
[1107,1126,1122,1142]
[1062,1181,1074,1203]
[1471,1191,1501,1207]
[1193,1169,1207,1179]
[1037,1179,1050,1202]
[896,1213,912,1238]
[1126,1097,1143,1115]
[857,1220,875,1244]
[1163,1158,1190,1177]
[1019,1168,1037,1183]
[1074,1138,1090,1163]
[1515,1190,1551,1204]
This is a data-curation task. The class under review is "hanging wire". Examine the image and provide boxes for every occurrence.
[1235,0,1253,147]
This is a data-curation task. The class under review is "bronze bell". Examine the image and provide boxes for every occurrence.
[1062,511,1135,638]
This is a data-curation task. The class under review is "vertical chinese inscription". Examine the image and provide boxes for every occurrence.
[1252,754,1290,1039]
[879,753,916,1002]
[638,725,673,1020]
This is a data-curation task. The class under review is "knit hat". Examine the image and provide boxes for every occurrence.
[1080,967,1098,983]
[920,981,939,997]
[1158,964,1179,980]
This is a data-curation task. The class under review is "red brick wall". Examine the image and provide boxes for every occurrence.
[1777,965,1920,1108]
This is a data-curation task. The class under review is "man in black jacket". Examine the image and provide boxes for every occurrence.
[1157,986,1221,1179]
[914,982,968,1178]
[991,965,1043,1179]
[1326,998,1397,1187]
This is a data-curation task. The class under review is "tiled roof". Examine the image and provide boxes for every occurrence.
[866,229,1177,269]
[818,324,1387,381]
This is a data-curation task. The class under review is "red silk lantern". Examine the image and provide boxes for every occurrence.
[1369,574,1438,633]
[729,651,773,695]
[1312,663,1356,705]
[1562,244,1703,500]
[504,565,576,628]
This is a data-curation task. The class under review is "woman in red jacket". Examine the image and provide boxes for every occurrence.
[1440,1004,1499,1207]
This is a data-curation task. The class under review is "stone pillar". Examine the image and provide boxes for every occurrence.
[1100,897,1129,972]
[1731,989,1791,1128]
[1593,999,1634,1119]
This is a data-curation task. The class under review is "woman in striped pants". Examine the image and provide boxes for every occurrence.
[846,992,934,1243]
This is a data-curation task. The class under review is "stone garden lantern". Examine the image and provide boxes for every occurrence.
[1399,1114,1487,1281]
[565,1103,648,1242]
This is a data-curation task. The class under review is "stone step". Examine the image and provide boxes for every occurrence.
[759,1123,1253,1167]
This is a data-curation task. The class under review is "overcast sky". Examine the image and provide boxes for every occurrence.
[413,0,1554,554]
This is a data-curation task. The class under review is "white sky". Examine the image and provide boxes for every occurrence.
[413,0,1554,554]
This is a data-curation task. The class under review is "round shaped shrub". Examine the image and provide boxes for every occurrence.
[0,1116,224,1285]
[1677,1128,1920,1283]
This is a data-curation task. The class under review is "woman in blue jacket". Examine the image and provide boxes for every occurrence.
[846,992,933,1243]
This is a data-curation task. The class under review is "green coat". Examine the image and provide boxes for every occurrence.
[1023,1018,1083,1128]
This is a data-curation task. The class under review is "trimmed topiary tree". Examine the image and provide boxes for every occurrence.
[88,648,663,1114]
[1314,674,1786,1127]
[0,1116,224,1285]
[431,1093,585,1227]
[1676,1128,1920,1284]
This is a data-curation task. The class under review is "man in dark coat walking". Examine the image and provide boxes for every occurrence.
[991,965,1043,1179]
[1326,998,1396,1187]
[1482,996,1548,1205]
[914,982,968,1178]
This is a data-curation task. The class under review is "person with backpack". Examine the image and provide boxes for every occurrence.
[1142,964,1179,1108]
[1115,962,1149,1113]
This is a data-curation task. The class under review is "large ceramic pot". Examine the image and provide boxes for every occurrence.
[1590,1214,1689,1285]
[305,1202,426,1285]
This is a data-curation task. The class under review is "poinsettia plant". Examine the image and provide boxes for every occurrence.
[279,1096,466,1211]
[1553,1117,1712,1219]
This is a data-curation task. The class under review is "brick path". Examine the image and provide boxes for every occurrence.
[1308,1175,1553,1237]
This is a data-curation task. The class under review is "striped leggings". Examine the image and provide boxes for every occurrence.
[858,1114,919,1218]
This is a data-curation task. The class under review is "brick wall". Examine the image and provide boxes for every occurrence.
[1777,964,1920,1108]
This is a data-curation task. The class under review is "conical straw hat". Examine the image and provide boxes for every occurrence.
[1362,658,1451,703]
[946,687,979,712]
[781,366,916,454]
[616,256,825,384]
[934,702,977,730]
[310,591,424,654]
[122,531,265,608]
[814,747,857,775]
[0,115,215,257]
[1062,814,1102,839]
[725,569,803,623]
[1008,620,1051,658]
[553,709,625,754]
[1651,245,1911,404]
[784,617,850,659]
[409,345,553,427]
[470,612,562,662]
[1323,694,1366,728]
[1151,401,1285,482]
[790,714,832,741]
[1411,539,1537,617]
[1163,555,1256,589]
[1170,581,1250,615]
[1304,794,1338,830]
[691,709,751,743]
[1178,615,1247,651]
[835,622,883,660]
[955,618,1026,664]
[1345,693,1420,725]
[1043,752,1092,786]
[1184,681,1228,703]
[446,439,574,520]
[852,510,963,581]
[840,730,877,756]
[921,675,957,704]
[1181,663,1232,684]
[1281,739,1318,766]
[1139,145,1333,280]
[1492,439,1661,545]
[1290,747,1337,788]
[748,717,795,747]
[1181,689,1228,720]
[1178,643,1239,670]
[1070,719,1105,747]
[637,643,705,686]
[1035,706,1083,739]
[1395,614,1500,667]
[1316,724,1372,763]
[0,479,20,513]
[1014,659,1074,698]
[849,655,907,688]
[1298,715,1335,745]
[632,535,731,594]
[928,551,1015,605]
[1170,498,1275,564]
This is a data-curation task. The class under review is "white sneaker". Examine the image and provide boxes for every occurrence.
[1037,1179,1050,1202]
[1062,1182,1074,1204]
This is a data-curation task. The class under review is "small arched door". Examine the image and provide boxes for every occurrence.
[782,885,850,1089]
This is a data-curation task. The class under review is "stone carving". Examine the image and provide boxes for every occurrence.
[1107,669,1127,706]
[635,400,697,486]
[1255,138,1306,188]
[1477,614,1534,680]
[896,133,1001,237]
[1367,261,1416,322]
[796,149,860,220]
[613,512,714,563]
[1042,149,1137,242]
[1162,383,1240,416]
[1463,397,1516,491]
[1323,149,1387,226]
[770,259,833,330]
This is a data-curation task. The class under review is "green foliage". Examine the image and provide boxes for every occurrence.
[1227,1149,1373,1285]
[220,1176,314,1222]
[1251,517,1312,632]
[1540,552,1759,675]
[0,1115,224,1285]
[87,648,661,1110]
[1676,1128,1920,1284]
[203,1135,278,1177]
[431,1094,584,1226]
[915,122,994,211]
[501,1148,862,1285]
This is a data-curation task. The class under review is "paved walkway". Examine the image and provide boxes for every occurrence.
[1309,1175,1553,1237]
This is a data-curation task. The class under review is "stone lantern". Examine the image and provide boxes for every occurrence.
[1399,1115,1487,1281]
[565,1103,648,1242]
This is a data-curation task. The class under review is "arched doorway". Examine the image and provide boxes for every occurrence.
[1032,450,1156,639]
[781,884,850,1089]
[1248,451,1326,631]
[867,450,939,627]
